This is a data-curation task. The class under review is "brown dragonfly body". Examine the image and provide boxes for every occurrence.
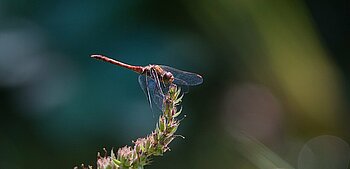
[91,55,174,84]
[91,54,203,110]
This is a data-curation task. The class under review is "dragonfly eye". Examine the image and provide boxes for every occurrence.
[163,72,174,83]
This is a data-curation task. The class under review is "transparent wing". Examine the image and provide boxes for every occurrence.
[170,78,189,93]
[138,75,165,111]
[138,75,152,108]
[160,65,203,86]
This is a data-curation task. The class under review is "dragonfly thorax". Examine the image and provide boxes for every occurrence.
[163,71,174,84]
[146,65,174,84]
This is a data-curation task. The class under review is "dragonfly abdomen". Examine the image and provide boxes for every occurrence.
[91,54,144,74]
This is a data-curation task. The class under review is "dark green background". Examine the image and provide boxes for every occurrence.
[0,0,349,168]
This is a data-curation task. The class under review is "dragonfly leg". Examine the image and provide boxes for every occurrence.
[145,74,153,109]
[151,68,164,96]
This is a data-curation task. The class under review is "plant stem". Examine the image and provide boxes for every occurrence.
[79,84,184,169]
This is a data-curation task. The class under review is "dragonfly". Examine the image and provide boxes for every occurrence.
[91,54,203,110]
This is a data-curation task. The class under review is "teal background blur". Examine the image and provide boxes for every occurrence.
[0,0,349,169]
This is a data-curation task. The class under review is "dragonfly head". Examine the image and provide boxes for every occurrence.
[163,71,174,84]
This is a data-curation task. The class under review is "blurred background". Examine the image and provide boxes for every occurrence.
[0,0,349,168]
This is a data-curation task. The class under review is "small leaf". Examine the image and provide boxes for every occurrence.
[113,159,121,165]
[168,125,178,135]
[174,87,181,99]
[159,117,165,132]
[164,137,175,145]
[173,107,182,118]
[174,94,184,105]
[110,149,115,158]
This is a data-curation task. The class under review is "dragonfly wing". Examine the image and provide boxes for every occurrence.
[138,75,152,108]
[172,78,189,93]
[138,75,165,111]
[160,65,203,86]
